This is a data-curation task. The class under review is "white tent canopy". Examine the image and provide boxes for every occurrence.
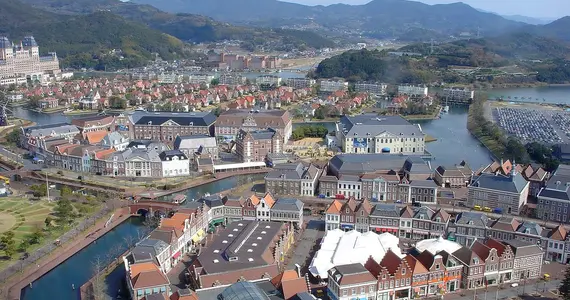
[308,229,402,279]
[415,236,462,255]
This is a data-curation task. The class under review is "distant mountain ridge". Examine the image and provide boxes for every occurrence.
[131,0,527,40]
[20,0,336,49]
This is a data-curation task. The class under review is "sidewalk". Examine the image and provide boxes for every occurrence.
[5,207,131,300]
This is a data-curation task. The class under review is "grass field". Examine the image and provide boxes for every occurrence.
[0,197,55,241]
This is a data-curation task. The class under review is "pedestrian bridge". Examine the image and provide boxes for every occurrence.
[128,201,179,216]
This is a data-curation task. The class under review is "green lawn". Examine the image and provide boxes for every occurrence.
[0,197,54,241]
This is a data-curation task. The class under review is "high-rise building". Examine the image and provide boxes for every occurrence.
[0,36,61,86]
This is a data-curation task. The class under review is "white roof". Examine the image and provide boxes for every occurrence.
[308,229,402,279]
[415,236,462,255]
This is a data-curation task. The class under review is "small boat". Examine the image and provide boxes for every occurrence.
[172,194,187,204]
[443,105,449,113]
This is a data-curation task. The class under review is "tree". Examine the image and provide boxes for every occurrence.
[210,78,220,86]
[560,267,570,300]
[54,198,75,225]
[44,216,53,228]
[314,106,327,119]
[0,231,16,258]
[109,96,127,109]
[5,128,19,146]
[60,186,72,197]
[30,184,47,197]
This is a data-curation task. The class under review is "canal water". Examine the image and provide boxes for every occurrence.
[486,86,570,104]
[19,173,264,299]
[293,106,493,169]
[20,218,151,300]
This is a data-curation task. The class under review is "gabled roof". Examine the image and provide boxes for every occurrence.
[452,246,482,266]
[484,238,511,257]
[261,192,275,208]
[403,254,429,274]
[84,130,107,144]
[271,270,309,300]
[129,262,169,289]
[326,200,343,214]
[490,217,520,232]
[548,225,567,241]
[470,240,492,260]
[342,197,358,213]
[356,198,373,215]
[379,250,403,275]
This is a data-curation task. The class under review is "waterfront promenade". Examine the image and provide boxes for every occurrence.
[5,207,130,300]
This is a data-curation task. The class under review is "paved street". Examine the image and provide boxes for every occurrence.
[285,218,325,274]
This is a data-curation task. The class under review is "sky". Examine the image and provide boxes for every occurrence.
[284,0,570,19]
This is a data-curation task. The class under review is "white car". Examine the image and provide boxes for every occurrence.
[511,283,519,287]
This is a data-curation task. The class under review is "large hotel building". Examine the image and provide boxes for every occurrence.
[0,36,61,86]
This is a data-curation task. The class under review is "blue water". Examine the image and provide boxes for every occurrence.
[20,218,150,300]
[158,173,267,202]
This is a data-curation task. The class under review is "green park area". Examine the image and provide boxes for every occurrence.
[0,187,105,270]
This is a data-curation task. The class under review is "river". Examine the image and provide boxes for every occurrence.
[485,86,570,104]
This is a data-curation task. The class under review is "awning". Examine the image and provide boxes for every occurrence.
[210,218,224,226]
[172,251,181,259]
[341,224,354,229]
[192,229,205,243]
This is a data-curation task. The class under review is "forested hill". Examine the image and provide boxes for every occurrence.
[1,0,189,69]
[19,0,336,51]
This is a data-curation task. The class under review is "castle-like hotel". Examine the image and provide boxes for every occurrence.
[0,36,61,86]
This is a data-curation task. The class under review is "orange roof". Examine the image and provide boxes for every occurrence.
[129,262,169,289]
[94,148,115,159]
[263,192,275,208]
[271,270,308,300]
[170,289,199,300]
[160,218,185,230]
[84,131,108,144]
[56,143,80,154]
[326,200,343,214]
[249,194,260,206]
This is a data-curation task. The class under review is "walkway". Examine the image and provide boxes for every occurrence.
[4,207,130,300]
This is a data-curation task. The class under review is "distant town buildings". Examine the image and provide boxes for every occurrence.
[335,114,426,154]
[354,82,388,95]
[188,74,214,85]
[264,162,321,196]
[397,85,428,97]
[256,75,281,86]
[0,36,61,86]
[217,73,246,85]
[207,52,282,70]
[319,79,348,93]
[443,87,475,103]
[215,109,292,143]
[285,77,315,89]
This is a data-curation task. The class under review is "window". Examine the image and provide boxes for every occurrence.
[402,268,406,275]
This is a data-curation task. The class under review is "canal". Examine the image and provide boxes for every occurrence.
[20,218,150,300]
[19,173,264,299]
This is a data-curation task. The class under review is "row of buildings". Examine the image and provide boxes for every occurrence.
[0,36,64,86]
[19,109,295,176]
[323,197,568,264]
[318,232,543,300]
[124,192,306,299]
[266,155,552,220]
